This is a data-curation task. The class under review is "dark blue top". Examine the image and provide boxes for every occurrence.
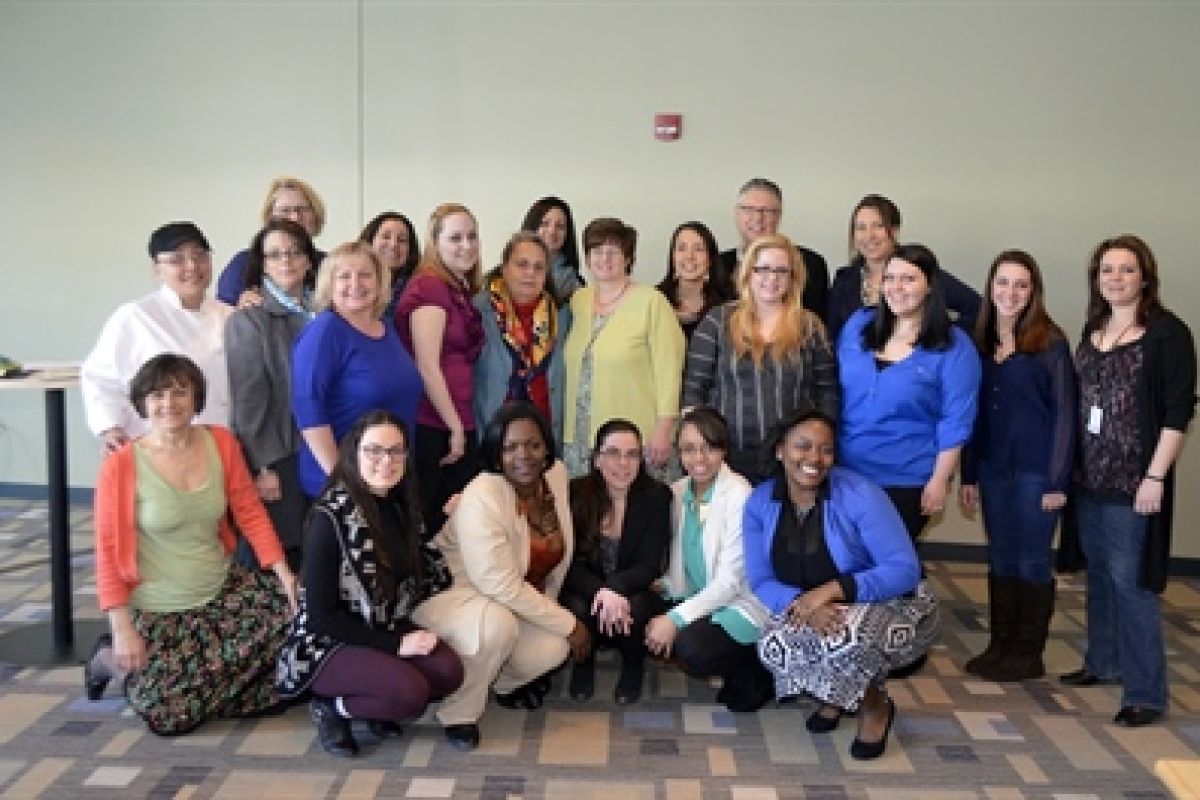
[217,249,252,306]
[961,338,1077,493]
[836,308,981,487]
[291,309,423,496]
[825,260,982,342]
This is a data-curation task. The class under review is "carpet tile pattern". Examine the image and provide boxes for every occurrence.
[0,496,1195,798]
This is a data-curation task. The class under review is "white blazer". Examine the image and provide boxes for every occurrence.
[663,463,767,630]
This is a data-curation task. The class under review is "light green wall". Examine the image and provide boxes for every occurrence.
[1,1,1197,552]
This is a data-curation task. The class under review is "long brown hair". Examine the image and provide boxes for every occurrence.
[1083,234,1163,336]
[974,249,1064,355]
[727,234,825,366]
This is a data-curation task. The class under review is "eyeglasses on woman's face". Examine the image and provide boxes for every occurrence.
[360,443,407,462]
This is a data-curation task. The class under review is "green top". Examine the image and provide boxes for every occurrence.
[668,480,757,644]
[132,428,230,612]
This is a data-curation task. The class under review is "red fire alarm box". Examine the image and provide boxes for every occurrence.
[654,113,682,141]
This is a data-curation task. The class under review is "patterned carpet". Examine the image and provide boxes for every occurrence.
[1,495,1198,799]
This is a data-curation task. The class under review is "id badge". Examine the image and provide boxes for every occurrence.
[1087,405,1103,435]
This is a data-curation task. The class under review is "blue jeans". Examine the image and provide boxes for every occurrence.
[1077,495,1166,710]
[977,463,1059,583]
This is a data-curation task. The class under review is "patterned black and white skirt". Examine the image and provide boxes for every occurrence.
[757,581,939,711]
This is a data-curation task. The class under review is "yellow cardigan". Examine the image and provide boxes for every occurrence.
[562,283,686,446]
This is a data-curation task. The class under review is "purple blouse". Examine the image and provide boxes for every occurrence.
[395,273,484,431]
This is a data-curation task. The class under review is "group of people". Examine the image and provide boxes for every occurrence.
[77,174,1195,763]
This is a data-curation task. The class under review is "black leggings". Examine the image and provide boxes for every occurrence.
[414,424,480,539]
[561,588,666,671]
[310,642,463,722]
[883,486,930,543]
[672,615,765,682]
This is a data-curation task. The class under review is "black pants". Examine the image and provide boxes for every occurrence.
[414,424,480,539]
[560,587,666,675]
[673,615,766,682]
[884,486,929,543]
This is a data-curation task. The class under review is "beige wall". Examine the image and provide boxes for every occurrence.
[1,1,1196,552]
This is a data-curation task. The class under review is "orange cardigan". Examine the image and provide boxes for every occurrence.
[93,424,284,612]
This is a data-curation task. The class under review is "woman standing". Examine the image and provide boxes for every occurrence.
[826,195,979,341]
[412,403,591,751]
[395,203,485,535]
[86,354,297,735]
[959,251,1076,682]
[473,231,572,448]
[277,411,463,757]
[291,242,422,499]
[226,219,318,569]
[655,221,735,342]
[561,217,686,479]
[360,211,421,325]
[745,410,936,760]
[1059,235,1196,728]
[521,196,583,306]
[644,407,773,712]
[562,420,671,704]
[683,234,839,483]
[837,243,981,544]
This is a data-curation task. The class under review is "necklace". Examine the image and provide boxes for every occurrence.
[1100,319,1136,351]
[859,262,882,307]
[594,281,630,314]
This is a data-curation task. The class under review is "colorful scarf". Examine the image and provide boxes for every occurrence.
[487,272,557,402]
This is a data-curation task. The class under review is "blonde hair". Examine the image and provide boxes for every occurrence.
[259,176,326,236]
[313,241,389,319]
[727,234,825,365]
[416,203,482,294]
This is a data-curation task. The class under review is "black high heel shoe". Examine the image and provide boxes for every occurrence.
[83,633,113,701]
[850,699,896,760]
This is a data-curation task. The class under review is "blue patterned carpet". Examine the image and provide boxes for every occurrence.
[0,496,1197,799]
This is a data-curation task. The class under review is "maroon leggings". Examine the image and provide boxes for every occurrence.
[310,642,463,722]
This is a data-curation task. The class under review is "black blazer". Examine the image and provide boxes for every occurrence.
[719,244,830,321]
[564,477,672,599]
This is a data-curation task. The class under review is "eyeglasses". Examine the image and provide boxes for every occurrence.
[598,447,642,462]
[751,266,791,277]
[156,250,211,267]
[264,248,306,262]
[737,204,781,218]
[360,444,407,461]
[274,204,314,217]
[680,443,721,457]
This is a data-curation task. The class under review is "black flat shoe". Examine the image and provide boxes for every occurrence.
[495,685,542,710]
[310,697,358,758]
[614,685,642,705]
[1114,706,1162,727]
[445,723,480,751]
[806,705,842,733]
[850,700,896,761]
[1060,668,1119,687]
[83,633,113,701]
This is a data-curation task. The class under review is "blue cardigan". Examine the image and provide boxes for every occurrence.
[742,468,920,615]
[837,308,981,487]
[471,292,571,447]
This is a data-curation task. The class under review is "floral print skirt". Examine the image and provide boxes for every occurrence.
[127,563,291,735]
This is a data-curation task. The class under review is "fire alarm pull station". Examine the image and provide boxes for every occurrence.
[654,113,682,141]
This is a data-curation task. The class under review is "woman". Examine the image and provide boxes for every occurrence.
[277,411,463,757]
[683,234,839,483]
[412,403,591,751]
[226,219,318,570]
[837,243,981,544]
[291,242,422,500]
[562,420,671,704]
[86,354,298,735]
[959,251,1076,682]
[1059,235,1196,728]
[395,203,486,535]
[655,221,735,341]
[746,410,936,760]
[217,176,326,307]
[521,196,583,306]
[644,407,773,712]
[826,195,980,341]
[473,231,572,448]
[561,217,686,480]
[360,211,421,324]
[82,221,232,454]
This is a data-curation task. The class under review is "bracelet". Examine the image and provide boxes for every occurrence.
[1144,473,1165,483]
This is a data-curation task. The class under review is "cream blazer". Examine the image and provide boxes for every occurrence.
[663,463,768,630]
[422,460,577,656]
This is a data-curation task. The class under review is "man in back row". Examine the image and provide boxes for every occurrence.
[718,177,829,320]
